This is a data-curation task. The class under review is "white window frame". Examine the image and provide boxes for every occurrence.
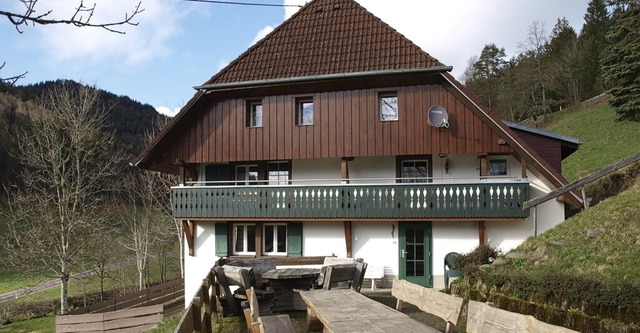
[297,98,314,125]
[247,100,263,128]
[263,223,287,255]
[235,165,258,185]
[268,161,290,185]
[379,93,398,121]
[233,223,256,255]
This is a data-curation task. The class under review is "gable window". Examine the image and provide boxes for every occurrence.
[233,223,256,255]
[268,161,290,185]
[401,160,429,183]
[379,93,398,121]
[264,223,287,255]
[488,159,508,176]
[246,100,263,127]
[236,165,258,185]
[296,98,314,125]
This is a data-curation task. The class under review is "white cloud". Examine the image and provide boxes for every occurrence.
[282,0,589,79]
[251,25,275,45]
[155,106,180,117]
[30,0,189,71]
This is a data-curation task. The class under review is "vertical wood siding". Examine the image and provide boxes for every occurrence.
[172,84,513,163]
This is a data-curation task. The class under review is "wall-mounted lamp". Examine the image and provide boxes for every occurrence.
[439,153,446,158]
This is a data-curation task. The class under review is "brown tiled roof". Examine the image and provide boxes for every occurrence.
[205,0,444,85]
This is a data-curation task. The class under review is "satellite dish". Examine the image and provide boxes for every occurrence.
[427,105,450,128]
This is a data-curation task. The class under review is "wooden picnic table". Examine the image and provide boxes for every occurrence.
[261,267,321,312]
[299,289,439,333]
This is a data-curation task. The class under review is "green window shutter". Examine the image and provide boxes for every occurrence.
[287,222,303,257]
[215,223,228,257]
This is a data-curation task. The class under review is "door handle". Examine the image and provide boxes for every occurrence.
[401,249,407,258]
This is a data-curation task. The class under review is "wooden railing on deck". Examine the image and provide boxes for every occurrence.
[174,271,216,333]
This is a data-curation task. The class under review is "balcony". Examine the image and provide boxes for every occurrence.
[171,179,530,220]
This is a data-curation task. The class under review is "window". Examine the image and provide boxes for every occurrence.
[236,165,258,185]
[231,223,289,255]
[246,100,262,127]
[379,93,398,121]
[297,98,313,125]
[488,159,508,176]
[401,160,429,183]
[263,223,287,255]
[268,161,290,185]
[233,223,256,255]
[216,222,302,257]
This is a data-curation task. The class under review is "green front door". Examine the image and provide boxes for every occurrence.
[398,221,432,287]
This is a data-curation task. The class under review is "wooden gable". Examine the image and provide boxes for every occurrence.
[165,79,513,164]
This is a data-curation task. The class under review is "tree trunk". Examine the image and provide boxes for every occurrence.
[60,271,70,314]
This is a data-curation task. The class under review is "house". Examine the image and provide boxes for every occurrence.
[133,0,581,301]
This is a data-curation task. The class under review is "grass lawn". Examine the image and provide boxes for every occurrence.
[0,316,54,333]
[542,100,640,182]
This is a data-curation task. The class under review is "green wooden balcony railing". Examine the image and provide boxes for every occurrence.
[171,181,530,220]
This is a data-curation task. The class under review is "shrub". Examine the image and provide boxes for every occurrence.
[452,244,499,276]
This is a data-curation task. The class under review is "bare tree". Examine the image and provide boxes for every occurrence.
[519,20,551,119]
[1,81,124,314]
[142,117,183,279]
[1,0,143,34]
[118,168,174,290]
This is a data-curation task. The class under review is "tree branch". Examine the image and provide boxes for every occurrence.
[0,62,27,85]
[1,0,144,34]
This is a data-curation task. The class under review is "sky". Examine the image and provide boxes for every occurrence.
[0,0,591,117]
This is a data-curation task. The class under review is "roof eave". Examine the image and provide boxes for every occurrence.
[194,67,453,92]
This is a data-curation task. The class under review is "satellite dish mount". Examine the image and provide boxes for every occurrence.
[427,105,450,128]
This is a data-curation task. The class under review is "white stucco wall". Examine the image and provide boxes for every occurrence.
[183,222,217,308]
[292,158,341,183]
[352,222,399,276]
[302,221,347,257]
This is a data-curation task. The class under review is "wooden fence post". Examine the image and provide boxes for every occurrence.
[192,296,202,333]
[202,279,212,333]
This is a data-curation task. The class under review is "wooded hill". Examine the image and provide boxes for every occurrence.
[0,79,167,193]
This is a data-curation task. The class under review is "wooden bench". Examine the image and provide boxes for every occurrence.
[391,278,464,333]
[466,300,579,333]
[214,265,274,316]
[322,261,368,292]
[243,287,294,333]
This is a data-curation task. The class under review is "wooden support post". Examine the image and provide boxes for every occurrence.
[180,165,186,186]
[344,221,353,258]
[183,220,196,256]
[255,222,263,257]
[521,159,528,178]
[341,157,352,183]
[478,153,488,178]
[478,153,488,246]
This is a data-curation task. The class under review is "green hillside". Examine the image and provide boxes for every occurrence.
[502,96,640,285]
[541,97,640,182]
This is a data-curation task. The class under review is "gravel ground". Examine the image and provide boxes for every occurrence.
[212,290,452,333]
